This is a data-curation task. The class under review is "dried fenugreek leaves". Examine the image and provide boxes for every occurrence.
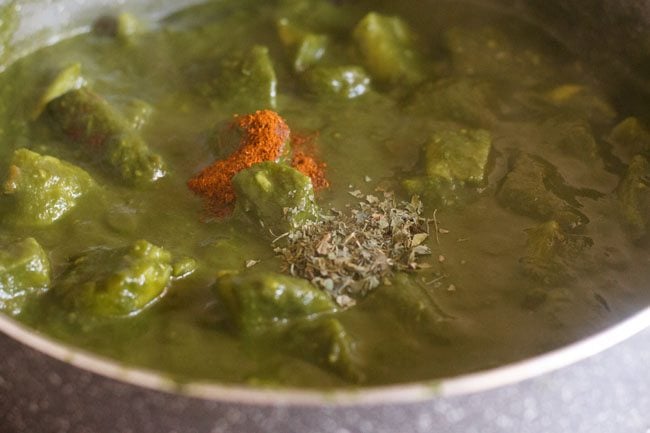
[273,191,432,307]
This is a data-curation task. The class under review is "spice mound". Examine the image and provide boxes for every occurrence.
[188,110,328,216]
[274,192,432,307]
[291,132,329,190]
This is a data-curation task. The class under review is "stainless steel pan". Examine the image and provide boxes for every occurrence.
[1,1,650,432]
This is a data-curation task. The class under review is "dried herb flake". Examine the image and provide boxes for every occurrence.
[273,192,432,306]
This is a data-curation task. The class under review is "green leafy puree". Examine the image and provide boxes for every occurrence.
[0,0,649,388]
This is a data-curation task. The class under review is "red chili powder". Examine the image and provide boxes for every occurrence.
[188,110,328,217]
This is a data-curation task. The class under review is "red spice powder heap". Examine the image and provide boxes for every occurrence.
[187,110,290,216]
[188,110,328,217]
[290,132,330,190]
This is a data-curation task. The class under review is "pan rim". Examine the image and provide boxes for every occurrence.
[1,306,649,406]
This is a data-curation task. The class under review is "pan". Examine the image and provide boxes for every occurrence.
[1,1,650,432]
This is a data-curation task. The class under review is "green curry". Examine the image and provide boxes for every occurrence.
[0,0,649,388]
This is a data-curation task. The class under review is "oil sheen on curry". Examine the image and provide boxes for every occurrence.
[0,0,649,388]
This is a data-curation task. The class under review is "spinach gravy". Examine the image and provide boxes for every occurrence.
[0,0,649,388]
